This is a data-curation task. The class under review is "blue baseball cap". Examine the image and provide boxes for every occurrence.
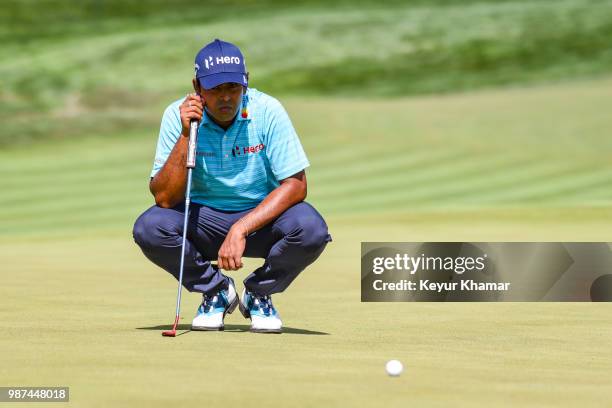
[194,39,248,90]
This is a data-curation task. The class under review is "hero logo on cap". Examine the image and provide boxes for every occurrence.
[202,55,242,69]
[194,39,248,90]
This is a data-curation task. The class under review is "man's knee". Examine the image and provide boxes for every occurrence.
[284,203,331,252]
[133,206,181,249]
[132,207,158,249]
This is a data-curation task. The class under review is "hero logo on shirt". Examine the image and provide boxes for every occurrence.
[204,55,242,70]
[234,144,265,155]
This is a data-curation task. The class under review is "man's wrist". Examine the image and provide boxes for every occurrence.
[232,219,249,237]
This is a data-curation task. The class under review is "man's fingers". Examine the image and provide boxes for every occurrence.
[234,255,243,269]
[217,236,246,271]
[217,254,241,271]
[182,103,202,114]
[182,96,203,112]
[183,107,203,122]
[188,102,203,110]
[217,256,227,271]
[187,94,203,108]
[186,110,202,120]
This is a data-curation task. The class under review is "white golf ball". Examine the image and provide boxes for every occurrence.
[385,360,403,377]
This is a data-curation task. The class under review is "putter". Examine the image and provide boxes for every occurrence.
[162,119,199,337]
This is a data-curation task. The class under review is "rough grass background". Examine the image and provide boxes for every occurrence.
[2,0,612,145]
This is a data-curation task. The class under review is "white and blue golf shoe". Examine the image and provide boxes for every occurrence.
[191,278,238,331]
[239,288,282,333]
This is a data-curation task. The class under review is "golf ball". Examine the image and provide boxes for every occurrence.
[385,360,403,377]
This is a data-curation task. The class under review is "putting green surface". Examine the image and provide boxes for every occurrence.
[1,79,612,407]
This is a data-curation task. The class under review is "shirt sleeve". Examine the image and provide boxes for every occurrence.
[262,98,310,181]
[150,102,183,178]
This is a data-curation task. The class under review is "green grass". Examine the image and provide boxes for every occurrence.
[1,236,611,407]
[1,78,612,406]
[2,77,611,237]
[2,0,612,145]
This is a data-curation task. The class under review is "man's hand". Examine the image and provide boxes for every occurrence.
[216,171,307,270]
[179,93,204,137]
[217,221,248,271]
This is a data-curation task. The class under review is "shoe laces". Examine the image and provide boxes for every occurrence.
[252,294,275,316]
[201,294,219,313]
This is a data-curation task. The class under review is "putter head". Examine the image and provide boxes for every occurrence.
[162,315,180,337]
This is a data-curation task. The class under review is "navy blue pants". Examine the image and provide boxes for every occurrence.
[132,201,331,296]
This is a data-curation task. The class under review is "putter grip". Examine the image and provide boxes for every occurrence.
[186,120,198,168]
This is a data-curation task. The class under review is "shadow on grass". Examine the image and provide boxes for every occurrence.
[137,323,329,335]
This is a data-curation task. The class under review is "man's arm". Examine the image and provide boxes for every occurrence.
[150,93,204,208]
[217,170,307,271]
[149,136,189,208]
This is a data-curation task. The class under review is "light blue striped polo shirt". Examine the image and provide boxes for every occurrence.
[151,88,310,211]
